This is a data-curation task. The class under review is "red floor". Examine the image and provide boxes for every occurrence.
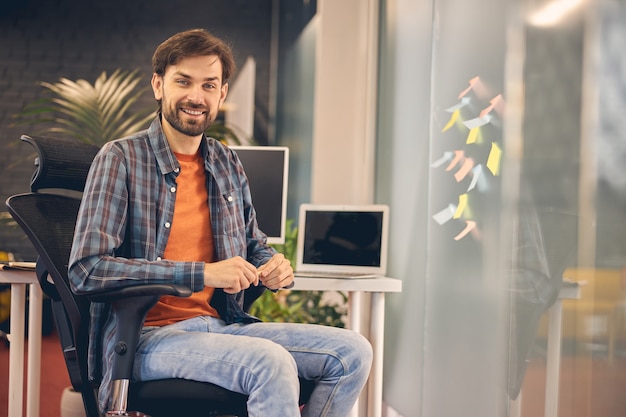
[0,331,70,417]
[519,353,626,417]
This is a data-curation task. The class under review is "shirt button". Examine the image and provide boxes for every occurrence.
[174,168,180,173]
[227,196,233,202]
[170,186,176,193]
[156,257,162,261]
[165,222,171,228]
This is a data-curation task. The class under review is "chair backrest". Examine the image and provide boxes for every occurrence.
[21,134,99,193]
[5,135,101,417]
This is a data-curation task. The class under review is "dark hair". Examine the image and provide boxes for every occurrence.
[152,29,236,83]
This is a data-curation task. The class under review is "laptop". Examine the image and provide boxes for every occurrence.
[294,204,389,279]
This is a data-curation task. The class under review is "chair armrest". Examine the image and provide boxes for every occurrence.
[87,283,193,411]
[90,283,192,381]
[87,283,192,303]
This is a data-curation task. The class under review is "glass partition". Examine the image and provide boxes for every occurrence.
[379,0,626,416]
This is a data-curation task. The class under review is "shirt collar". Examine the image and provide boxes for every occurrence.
[147,116,210,176]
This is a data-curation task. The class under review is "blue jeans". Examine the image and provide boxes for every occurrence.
[133,316,373,417]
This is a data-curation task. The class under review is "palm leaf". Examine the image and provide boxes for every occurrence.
[13,69,155,146]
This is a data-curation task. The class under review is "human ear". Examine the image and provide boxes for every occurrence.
[151,73,163,100]
[219,82,229,107]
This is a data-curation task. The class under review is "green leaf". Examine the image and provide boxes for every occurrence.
[13,69,156,146]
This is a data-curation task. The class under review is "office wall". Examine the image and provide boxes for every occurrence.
[274,0,317,221]
[310,0,380,205]
[0,0,275,260]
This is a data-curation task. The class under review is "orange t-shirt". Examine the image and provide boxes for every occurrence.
[144,151,220,326]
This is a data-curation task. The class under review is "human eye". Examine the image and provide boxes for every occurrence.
[176,78,190,86]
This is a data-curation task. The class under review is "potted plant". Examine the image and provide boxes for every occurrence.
[13,69,154,145]
[250,219,348,327]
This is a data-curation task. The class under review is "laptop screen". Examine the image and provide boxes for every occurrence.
[296,204,389,275]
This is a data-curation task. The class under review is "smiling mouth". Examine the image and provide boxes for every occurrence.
[181,108,205,116]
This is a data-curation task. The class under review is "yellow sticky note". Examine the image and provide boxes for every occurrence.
[466,127,479,144]
[453,193,468,219]
[487,142,502,176]
[442,109,460,132]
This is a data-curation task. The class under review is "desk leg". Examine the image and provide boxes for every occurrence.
[27,283,42,417]
[349,291,362,335]
[348,291,362,417]
[510,391,522,417]
[8,283,26,417]
[367,292,385,417]
[545,300,562,417]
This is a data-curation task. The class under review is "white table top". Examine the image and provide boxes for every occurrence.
[291,276,402,293]
[0,267,38,284]
[0,267,404,293]
[559,280,581,300]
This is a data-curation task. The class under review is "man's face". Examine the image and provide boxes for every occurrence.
[151,55,228,137]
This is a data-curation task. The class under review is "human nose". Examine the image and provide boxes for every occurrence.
[186,84,204,103]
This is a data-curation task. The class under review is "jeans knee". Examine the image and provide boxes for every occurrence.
[245,339,301,416]
[254,339,299,383]
[321,330,373,381]
[347,332,373,379]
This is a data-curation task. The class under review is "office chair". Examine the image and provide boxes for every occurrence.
[6,135,313,417]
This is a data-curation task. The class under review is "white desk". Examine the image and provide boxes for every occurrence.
[292,276,402,417]
[0,267,42,417]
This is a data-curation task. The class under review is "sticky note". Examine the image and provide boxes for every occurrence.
[431,151,454,168]
[468,164,488,192]
[445,97,471,112]
[479,94,503,118]
[445,150,465,172]
[432,204,456,225]
[454,220,477,241]
[442,109,460,133]
[487,142,502,176]
[458,76,481,99]
[454,157,474,182]
[463,114,492,130]
[466,127,479,144]
[453,194,468,219]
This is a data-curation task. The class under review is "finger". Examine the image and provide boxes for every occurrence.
[262,268,294,290]
[246,268,260,286]
[258,254,286,278]
[235,257,259,286]
[238,275,250,291]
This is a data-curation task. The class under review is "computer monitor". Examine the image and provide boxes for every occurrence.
[230,145,289,244]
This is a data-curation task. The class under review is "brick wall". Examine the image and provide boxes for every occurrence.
[0,0,274,260]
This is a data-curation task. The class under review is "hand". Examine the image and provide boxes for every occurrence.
[203,256,259,294]
[257,253,294,290]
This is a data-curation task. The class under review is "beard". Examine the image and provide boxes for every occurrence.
[162,100,216,137]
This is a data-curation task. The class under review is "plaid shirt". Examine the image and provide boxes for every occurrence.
[68,117,274,410]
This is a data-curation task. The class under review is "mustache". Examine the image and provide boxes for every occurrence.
[180,101,206,110]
